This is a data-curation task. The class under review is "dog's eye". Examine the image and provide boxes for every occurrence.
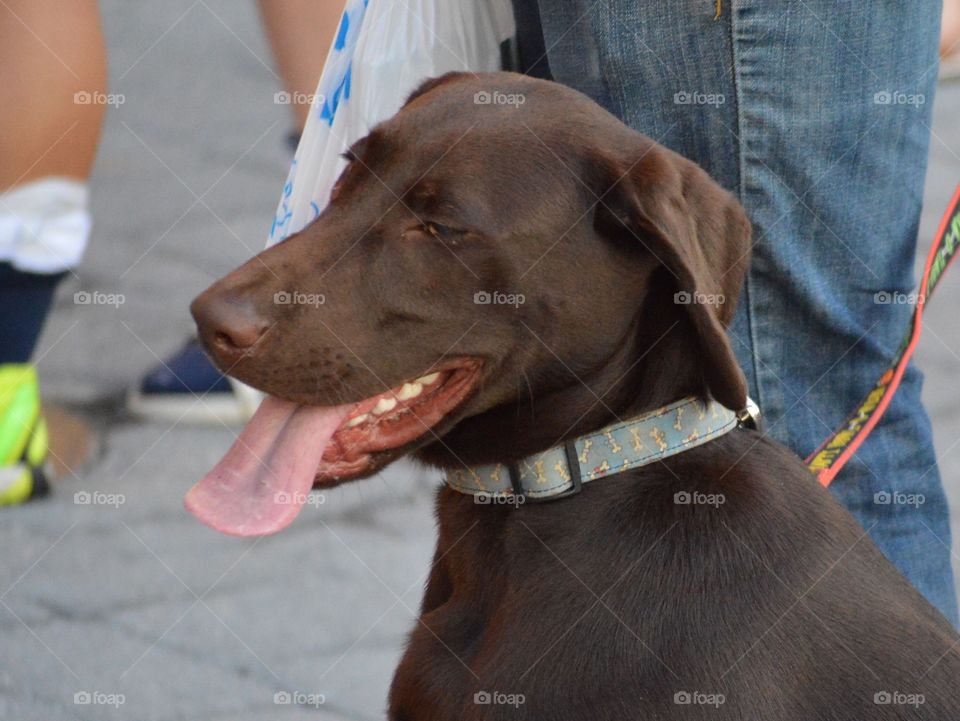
[402,221,464,243]
[422,222,455,237]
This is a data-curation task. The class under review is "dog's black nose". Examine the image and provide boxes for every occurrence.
[191,289,269,360]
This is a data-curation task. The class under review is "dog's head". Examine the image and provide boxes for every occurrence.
[185,72,750,536]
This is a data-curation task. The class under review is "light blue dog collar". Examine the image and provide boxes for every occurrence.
[446,396,760,502]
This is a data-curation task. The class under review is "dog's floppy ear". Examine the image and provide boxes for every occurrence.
[592,142,751,411]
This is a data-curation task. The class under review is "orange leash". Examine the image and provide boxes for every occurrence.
[806,184,960,486]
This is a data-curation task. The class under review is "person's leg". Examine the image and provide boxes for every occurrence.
[944,0,960,78]
[256,0,342,133]
[0,0,105,190]
[943,0,960,57]
[0,0,105,503]
[533,0,957,624]
[0,0,104,324]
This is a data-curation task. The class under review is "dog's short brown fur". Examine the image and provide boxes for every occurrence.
[193,72,960,719]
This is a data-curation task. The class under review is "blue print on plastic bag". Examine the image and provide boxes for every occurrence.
[334,12,350,50]
[270,162,296,241]
[268,0,367,244]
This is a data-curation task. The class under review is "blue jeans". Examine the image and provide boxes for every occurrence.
[530,0,958,624]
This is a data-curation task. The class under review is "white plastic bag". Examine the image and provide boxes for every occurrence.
[267,0,514,246]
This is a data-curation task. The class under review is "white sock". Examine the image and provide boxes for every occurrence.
[0,177,91,273]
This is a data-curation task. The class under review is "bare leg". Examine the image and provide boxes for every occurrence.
[0,0,106,190]
[943,0,960,58]
[257,0,342,131]
[0,1,105,501]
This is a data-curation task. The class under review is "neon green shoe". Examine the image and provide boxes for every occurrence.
[0,364,50,505]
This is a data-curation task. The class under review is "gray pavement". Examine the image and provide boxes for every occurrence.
[2,1,960,719]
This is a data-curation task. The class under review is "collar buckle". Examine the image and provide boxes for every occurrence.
[737,397,762,430]
[507,440,583,503]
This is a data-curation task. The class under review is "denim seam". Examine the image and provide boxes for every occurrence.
[726,0,764,412]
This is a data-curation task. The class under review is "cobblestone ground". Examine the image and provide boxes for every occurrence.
[2,2,960,719]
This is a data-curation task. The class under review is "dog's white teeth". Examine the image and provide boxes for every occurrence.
[397,382,423,400]
[372,397,398,415]
[344,414,369,428]
[415,372,440,386]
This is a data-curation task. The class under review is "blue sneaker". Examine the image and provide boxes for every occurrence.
[127,338,262,425]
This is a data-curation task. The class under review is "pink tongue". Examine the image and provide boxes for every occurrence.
[185,396,351,537]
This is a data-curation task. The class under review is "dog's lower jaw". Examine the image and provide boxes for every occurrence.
[312,359,485,483]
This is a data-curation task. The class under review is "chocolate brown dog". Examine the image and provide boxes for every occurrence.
[187,72,960,719]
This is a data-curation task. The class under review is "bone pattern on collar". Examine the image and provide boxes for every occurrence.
[445,396,748,501]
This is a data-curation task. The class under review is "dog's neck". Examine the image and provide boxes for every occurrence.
[417,301,708,469]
